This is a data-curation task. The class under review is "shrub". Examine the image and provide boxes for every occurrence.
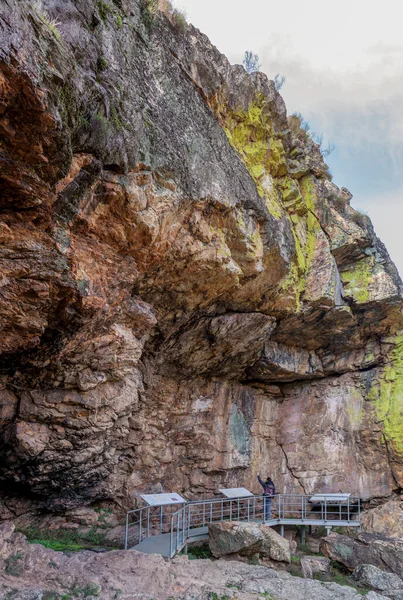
[171,8,187,32]
[274,73,286,91]
[141,0,158,29]
[33,4,62,43]
[243,51,261,74]
[98,0,112,23]
[351,209,369,230]
[97,56,109,71]
[187,544,213,560]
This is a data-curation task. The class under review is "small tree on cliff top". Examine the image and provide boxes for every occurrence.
[243,51,261,74]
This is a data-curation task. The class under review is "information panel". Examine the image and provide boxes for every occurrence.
[219,487,254,498]
[141,493,187,506]
[309,493,351,503]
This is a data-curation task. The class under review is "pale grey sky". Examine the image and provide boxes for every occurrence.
[176,0,403,276]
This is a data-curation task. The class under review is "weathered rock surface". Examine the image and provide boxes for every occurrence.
[208,521,291,562]
[301,555,331,579]
[0,0,402,518]
[321,533,403,578]
[361,500,403,539]
[0,524,385,600]
[352,564,403,592]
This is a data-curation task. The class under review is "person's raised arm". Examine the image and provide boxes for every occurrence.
[257,473,264,488]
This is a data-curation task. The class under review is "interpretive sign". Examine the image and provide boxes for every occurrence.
[141,493,187,506]
[219,487,254,498]
[309,493,351,503]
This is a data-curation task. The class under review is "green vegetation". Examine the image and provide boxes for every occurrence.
[97,56,109,71]
[19,527,117,552]
[110,104,122,131]
[171,7,187,32]
[187,544,213,560]
[33,6,62,43]
[94,113,109,131]
[98,0,113,23]
[141,0,159,29]
[70,583,100,597]
[225,582,241,590]
[58,82,79,129]
[5,552,24,576]
[312,564,368,595]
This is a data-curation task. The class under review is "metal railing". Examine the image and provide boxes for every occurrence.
[125,494,361,555]
[124,502,183,550]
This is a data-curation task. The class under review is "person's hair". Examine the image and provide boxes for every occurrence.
[266,477,273,483]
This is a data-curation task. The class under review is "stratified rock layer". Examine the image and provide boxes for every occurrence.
[0,0,402,514]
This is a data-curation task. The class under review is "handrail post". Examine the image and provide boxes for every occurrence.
[147,507,150,539]
[230,499,232,521]
[176,511,179,551]
[188,504,191,538]
[324,497,327,523]
[221,499,224,521]
[203,501,206,527]
[139,509,143,543]
[125,512,129,550]
[237,498,240,520]
[170,514,174,558]
[160,505,163,534]
[210,501,213,523]
[247,498,250,522]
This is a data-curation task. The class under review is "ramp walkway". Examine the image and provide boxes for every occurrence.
[125,494,361,558]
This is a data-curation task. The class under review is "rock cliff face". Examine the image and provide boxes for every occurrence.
[0,0,402,516]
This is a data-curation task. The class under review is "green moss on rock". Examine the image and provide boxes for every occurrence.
[278,175,320,310]
[222,94,285,218]
[341,257,374,304]
[369,335,403,455]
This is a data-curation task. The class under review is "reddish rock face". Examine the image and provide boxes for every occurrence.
[0,0,402,518]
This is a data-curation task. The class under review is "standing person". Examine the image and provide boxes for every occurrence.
[257,473,276,521]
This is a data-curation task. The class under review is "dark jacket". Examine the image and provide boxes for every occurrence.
[258,475,276,496]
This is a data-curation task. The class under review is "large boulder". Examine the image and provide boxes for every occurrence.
[300,555,331,579]
[208,521,290,563]
[361,500,403,539]
[352,564,403,592]
[320,533,403,578]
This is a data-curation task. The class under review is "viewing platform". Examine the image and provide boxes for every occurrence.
[124,493,361,558]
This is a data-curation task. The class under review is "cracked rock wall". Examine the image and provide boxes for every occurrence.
[0,0,402,516]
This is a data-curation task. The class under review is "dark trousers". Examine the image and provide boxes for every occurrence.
[264,496,272,521]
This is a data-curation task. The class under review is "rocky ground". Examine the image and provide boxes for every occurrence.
[2,522,402,600]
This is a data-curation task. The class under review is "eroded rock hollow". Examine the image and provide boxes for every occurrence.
[0,0,402,517]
